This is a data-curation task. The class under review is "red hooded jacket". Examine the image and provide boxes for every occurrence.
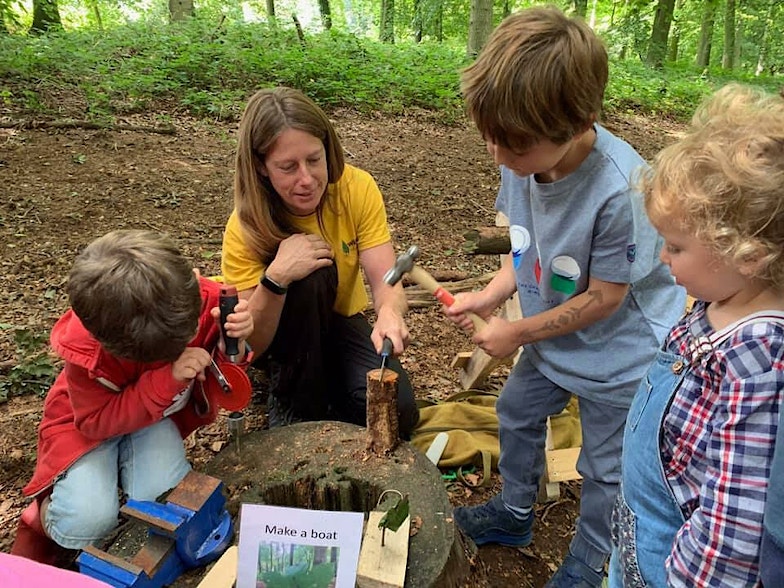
[24,277,242,497]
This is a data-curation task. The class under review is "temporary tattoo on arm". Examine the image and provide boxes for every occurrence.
[524,289,605,338]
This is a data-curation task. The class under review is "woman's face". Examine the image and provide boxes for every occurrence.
[261,128,328,216]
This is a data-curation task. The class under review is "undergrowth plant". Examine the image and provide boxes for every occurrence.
[0,326,57,403]
[0,18,779,122]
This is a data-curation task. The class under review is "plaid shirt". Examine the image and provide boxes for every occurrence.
[661,300,784,587]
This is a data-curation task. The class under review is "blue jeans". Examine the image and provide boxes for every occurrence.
[45,419,191,549]
[499,355,627,569]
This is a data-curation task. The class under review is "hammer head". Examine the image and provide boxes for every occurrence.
[383,245,420,286]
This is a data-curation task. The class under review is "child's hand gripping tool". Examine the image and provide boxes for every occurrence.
[202,286,252,412]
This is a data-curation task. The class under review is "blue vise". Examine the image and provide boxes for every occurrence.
[77,470,233,588]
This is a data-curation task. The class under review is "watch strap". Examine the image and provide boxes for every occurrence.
[260,274,288,295]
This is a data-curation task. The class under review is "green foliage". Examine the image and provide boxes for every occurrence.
[0,15,779,123]
[607,59,782,119]
[0,326,57,403]
[0,19,469,119]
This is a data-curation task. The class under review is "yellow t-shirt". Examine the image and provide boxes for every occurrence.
[221,164,390,317]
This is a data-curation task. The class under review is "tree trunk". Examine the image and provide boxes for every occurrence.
[168,0,194,22]
[573,0,588,17]
[380,0,395,43]
[318,0,332,29]
[435,0,443,42]
[755,1,773,76]
[414,0,423,42]
[722,0,736,70]
[30,0,62,34]
[502,0,510,18]
[266,0,276,25]
[695,0,717,67]
[646,0,676,67]
[466,0,493,57]
[89,0,103,30]
[666,0,684,61]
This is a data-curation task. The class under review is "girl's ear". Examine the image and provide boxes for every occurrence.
[737,244,768,278]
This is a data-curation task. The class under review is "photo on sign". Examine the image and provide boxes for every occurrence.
[254,541,338,588]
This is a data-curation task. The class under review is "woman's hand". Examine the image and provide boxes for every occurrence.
[372,305,410,356]
[265,233,334,286]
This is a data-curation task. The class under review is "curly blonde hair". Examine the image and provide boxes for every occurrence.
[643,84,784,289]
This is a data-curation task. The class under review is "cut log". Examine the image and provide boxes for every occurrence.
[366,368,400,455]
[462,227,511,255]
[199,421,480,588]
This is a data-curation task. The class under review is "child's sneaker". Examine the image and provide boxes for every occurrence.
[452,494,533,546]
[545,553,605,587]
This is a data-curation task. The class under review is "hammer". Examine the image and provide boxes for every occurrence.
[384,246,487,332]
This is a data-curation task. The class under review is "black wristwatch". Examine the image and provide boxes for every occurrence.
[260,274,288,295]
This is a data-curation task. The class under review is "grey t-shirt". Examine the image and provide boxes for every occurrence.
[496,125,685,407]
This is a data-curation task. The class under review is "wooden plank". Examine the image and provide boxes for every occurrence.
[357,512,411,588]
[197,546,238,588]
[450,351,473,369]
[546,447,582,483]
[458,350,510,390]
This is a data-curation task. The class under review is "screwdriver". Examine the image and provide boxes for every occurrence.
[379,337,393,382]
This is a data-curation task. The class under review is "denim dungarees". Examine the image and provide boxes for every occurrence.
[609,313,784,587]
[608,349,687,587]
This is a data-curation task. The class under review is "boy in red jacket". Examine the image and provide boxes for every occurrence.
[10,230,253,565]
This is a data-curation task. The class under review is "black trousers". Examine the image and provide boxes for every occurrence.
[256,265,419,438]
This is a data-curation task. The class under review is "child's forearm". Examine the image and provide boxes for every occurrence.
[509,279,628,346]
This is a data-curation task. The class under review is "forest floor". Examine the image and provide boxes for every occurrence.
[0,105,684,586]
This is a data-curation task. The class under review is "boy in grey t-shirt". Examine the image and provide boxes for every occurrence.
[446,7,685,587]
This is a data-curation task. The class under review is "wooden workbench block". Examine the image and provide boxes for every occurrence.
[357,511,411,588]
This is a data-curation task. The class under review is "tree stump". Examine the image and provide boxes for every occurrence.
[199,421,480,587]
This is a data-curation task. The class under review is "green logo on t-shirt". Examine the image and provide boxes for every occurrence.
[342,241,350,254]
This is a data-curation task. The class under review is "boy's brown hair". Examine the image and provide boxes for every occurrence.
[66,230,202,363]
[461,6,608,150]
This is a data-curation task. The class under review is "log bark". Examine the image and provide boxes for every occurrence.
[462,227,510,255]
[366,368,400,455]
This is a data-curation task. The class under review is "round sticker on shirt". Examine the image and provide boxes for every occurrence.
[550,255,581,294]
[510,225,531,271]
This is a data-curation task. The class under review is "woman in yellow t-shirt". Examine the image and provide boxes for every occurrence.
[222,87,418,436]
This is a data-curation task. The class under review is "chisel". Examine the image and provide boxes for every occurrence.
[379,337,393,382]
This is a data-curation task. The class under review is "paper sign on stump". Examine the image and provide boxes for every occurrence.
[237,504,364,588]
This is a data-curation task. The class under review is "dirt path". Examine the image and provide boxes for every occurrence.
[0,110,683,586]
